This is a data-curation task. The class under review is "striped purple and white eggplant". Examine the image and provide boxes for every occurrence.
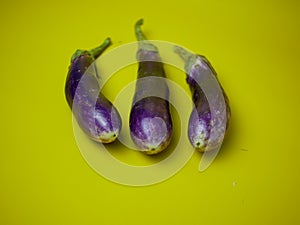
[65,38,121,143]
[129,19,173,154]
[174,46,231,152]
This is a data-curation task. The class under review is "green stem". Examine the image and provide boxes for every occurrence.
[90,37,111,59]
[173,45,197,73]
[134,19,158,52]
[135,19,147,41]
[173,46,194,63]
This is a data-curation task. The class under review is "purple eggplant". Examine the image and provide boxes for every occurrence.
[129,19,173,154]
[65,38,121,143]
[174,46,231,152]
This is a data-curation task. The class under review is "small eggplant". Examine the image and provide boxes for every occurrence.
[65,38,121,143]
[174,46,231,152]
[129,19,173,154]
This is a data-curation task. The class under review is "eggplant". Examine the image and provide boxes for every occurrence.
[65,38,121,143]
[174,46,231,152]
[129,19,173,154]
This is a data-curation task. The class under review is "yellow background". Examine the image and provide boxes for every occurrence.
[1,0,300,224]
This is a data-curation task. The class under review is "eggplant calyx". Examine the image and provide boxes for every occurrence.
[71,50,89,62]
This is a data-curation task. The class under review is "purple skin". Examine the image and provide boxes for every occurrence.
[174,46,231,152]
[65,38,121,143]
[129,19,172,154]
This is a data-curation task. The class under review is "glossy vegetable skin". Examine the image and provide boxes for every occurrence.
[129,19,173,154]
[65,38,121,143]
[174,46,231,152]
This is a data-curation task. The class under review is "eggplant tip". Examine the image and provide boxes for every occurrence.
[94,131,119,143]
[143,141,170,155]
[135,135,172,155]
[192,139,206,151]
[195,144,207,153]
[130,134,171,155]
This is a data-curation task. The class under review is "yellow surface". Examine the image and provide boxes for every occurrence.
[1,0,300,224]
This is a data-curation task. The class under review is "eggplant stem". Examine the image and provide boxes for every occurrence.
[135,19,147,41]
[90,37,111,59]
[174,45,198,73]
[135,19,158,52]
[173,46,194,63]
